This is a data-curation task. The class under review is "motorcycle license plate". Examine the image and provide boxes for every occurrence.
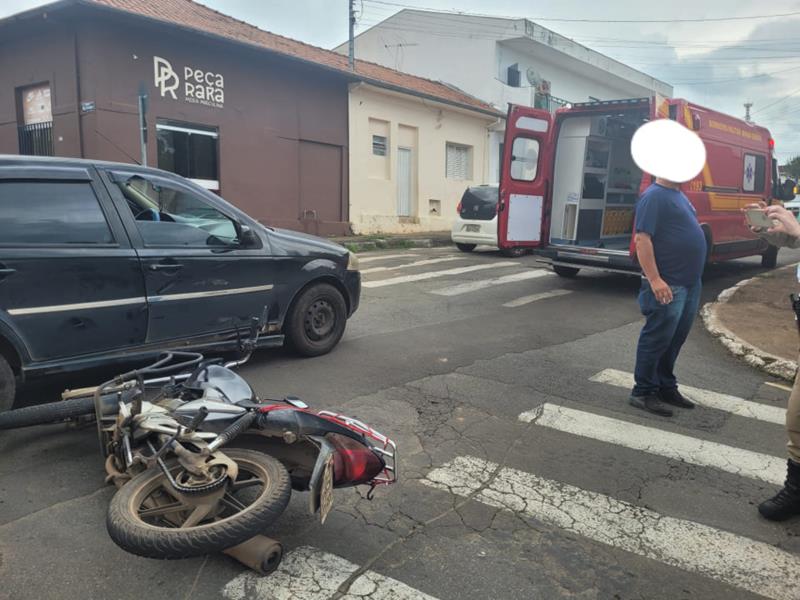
[319,454,334,524]
[465,224,480,232]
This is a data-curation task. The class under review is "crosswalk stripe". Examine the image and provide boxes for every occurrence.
[223,545,438,600]
[423,456,800,600]
[590,368,785,425]
[518,403,784,484]
[361,256,463,274]
[765,381,793,393]
[362,261,519,288]
[358,253,419,264]
[430,269,551,296]
[503,289,573,307]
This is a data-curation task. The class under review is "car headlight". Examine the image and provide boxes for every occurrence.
[347,251,360,271]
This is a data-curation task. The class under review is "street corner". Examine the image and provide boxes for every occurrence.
[702,263,799,382]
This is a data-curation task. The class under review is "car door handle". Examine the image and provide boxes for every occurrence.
[0,267,15,279]
[149,262,183,272]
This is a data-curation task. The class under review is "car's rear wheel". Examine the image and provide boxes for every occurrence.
[0,354,14,413]
[456,243,476,253]
[285,283,347,357]
[501,247,527,258]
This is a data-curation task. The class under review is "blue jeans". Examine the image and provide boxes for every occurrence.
[632,279,702,397]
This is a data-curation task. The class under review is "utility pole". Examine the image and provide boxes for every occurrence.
[348,0,355,71]
[744,102,753,123]
[137,82,148,166]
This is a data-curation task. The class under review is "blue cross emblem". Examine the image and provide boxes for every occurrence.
[745,163,754,182]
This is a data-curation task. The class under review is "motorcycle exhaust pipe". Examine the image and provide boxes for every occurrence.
[223,535,283,575]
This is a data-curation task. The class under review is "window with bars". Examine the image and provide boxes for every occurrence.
[17,83,54,156]
[446,143,472,181]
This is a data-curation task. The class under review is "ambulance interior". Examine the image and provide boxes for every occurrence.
[549,109,649,251]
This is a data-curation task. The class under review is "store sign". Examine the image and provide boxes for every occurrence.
[153,56,224,108]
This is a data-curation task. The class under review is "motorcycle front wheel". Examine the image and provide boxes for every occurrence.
[106,448,291,559]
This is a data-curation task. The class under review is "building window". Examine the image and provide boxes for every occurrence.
[743,153,766,193]
[372,135,388,156]
[156,120,219,191]
[0,181,113,245]
[17,83,53,156]
[368,118,390,179]
[510,137,540,181]
[446,143,473,181]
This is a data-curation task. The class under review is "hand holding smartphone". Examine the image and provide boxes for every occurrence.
[744,209,776,231]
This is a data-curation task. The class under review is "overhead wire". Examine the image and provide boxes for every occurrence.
[361,0,800,23]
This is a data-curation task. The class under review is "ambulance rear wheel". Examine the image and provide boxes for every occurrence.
[761,245,778,269]
[456,243,476,253]
[553,266,580,278]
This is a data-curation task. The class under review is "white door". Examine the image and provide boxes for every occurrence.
[397,147,412,217]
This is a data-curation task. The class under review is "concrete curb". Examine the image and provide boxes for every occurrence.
[335,236,453,253]
[701,267,797,382]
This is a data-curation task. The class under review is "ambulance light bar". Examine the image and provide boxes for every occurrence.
[571,98,650,108]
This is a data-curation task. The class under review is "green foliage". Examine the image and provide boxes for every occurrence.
[782,156,800,180]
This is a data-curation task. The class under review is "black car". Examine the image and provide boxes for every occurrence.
[0,155,361,411]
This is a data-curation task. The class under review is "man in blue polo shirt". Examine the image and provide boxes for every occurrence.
[629,119,708,417]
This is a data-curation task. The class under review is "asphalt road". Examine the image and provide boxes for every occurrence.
[2,245,800,600]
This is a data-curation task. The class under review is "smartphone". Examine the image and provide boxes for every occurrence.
[745,209,775,231]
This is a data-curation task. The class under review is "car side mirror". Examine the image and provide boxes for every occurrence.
[239,225,260,248]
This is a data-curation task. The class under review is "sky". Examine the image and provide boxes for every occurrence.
[3,0,800,160]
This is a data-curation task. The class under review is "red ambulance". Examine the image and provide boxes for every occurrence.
[497,97,787,277]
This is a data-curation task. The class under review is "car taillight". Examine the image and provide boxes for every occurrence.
[456,201,462,214]
[326,433,384,486]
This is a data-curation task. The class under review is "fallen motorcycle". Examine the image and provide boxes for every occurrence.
[0,320,397,574]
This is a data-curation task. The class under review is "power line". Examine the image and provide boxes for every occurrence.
[752,87,800,115]
[362,0,800,23]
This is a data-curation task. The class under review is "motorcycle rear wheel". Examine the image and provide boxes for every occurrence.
[106,448,291,559]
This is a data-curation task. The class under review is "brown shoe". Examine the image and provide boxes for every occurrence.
[659,388,695,409]
[629,393,673,417]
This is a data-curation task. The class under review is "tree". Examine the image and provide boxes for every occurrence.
[782,156,800,180]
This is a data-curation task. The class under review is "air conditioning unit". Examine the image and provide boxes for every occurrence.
[590,117,608,137]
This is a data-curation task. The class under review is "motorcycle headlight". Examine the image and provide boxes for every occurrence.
[347,251,360,272]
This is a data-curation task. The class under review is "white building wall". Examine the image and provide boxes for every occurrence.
[342,11,672,108]
[341,10,672,184]
[349,84,497,234]
[494,43,643,104]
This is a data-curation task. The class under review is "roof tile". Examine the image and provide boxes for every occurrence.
[85,0,501,115]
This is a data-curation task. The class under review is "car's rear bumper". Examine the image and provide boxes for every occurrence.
[535,245,639,274]
[344,270,361,316]
[451,216,497,246]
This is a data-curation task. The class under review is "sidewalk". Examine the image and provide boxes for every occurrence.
[329,231,453,253]
[702,264,798,381]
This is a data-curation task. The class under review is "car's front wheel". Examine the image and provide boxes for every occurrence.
[285,283,348,357]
